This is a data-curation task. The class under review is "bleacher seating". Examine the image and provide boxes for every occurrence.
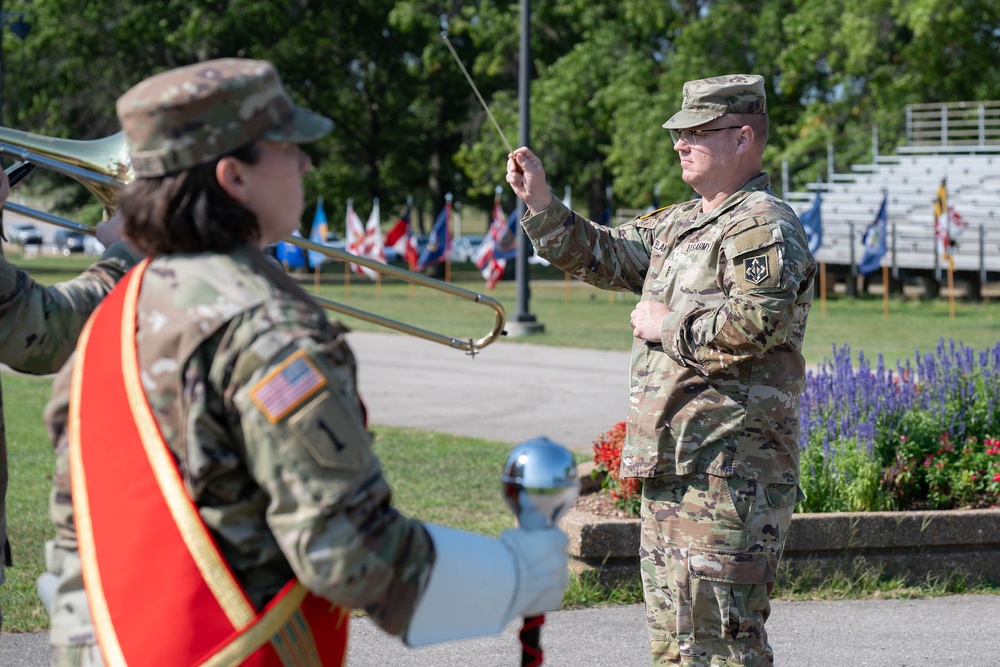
[783,102,1000,285]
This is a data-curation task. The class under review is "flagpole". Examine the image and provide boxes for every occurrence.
[819,262,827,316]
[947,257,956,320]
[882,264,889,319]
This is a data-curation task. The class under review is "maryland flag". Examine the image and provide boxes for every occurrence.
[933,179,952,261]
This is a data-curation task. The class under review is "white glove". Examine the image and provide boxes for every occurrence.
[499,527,570,618]
[404,524,570,647]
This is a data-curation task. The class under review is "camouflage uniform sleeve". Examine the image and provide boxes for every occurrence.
[521,197,653,293]
[661,212,814,374]
[226,330,434,637]
[0,243,135,374]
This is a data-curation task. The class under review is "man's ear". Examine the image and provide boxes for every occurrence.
[734,126,754,157]
[215,156,247,204]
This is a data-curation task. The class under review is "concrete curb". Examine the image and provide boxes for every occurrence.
[563,505,1000,587]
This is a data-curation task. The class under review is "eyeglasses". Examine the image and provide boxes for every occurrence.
[669,126,744,145]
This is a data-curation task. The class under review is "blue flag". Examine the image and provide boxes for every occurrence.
[493,208,520,261]
[414,197,452,272]
[800,189,822,255]
[308,196,329,270]
[276,230,306,269]
[859,194,888,275]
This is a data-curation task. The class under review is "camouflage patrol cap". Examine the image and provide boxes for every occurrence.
[661,74,767,130]
[117,58,332,178]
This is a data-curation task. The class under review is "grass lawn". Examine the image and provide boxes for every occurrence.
[2,254,999,631]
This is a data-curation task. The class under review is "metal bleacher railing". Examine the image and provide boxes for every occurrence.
[782,101,1000,286]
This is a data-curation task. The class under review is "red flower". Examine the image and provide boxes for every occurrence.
[592,421,640,510]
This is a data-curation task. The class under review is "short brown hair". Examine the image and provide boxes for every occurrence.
[730,113,769,145]
[120,142,262,256]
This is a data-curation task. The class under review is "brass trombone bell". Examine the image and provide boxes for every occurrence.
[0,126,132,213]
[0,127,507,356]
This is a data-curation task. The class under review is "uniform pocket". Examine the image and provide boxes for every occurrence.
[688,547,775,585]
[725,477,758,530]
[764,483,798,511]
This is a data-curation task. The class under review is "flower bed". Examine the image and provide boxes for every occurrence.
[587,340,1000,518]
[572,340,1000,588]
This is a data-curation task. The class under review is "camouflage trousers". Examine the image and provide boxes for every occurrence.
[45,543,103,667]
[640,473,797,666]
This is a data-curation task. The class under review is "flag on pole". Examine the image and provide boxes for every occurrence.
[933,178,952,261]
[473,188,508,289]
[276,230,306,269]
[493,208,520,261]
[859,193,888,275]
[356,197,382,279]
[414,194,452,272]
[800,188,823,255]
[345,199,368,276]
[947,204,968,248]
[385,204,418,269]
[307,197,329,270]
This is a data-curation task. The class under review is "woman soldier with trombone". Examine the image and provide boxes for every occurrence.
[42,58,568,666]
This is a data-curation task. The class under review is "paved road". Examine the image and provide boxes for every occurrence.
[4,594,998,666]
[2,330,999,665]
[349,330,630,452]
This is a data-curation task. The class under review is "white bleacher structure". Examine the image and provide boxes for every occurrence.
[783,101,1000,294]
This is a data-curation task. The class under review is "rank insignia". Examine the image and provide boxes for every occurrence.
[743,255,769,285]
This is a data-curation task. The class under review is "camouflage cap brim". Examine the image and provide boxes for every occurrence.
[661,108,726,131]
[262,105,333,144]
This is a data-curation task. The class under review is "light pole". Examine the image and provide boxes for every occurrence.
[509,0,544,336]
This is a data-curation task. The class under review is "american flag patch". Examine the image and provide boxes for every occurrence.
[250,350,327,423]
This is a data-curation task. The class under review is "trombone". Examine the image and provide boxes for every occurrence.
[0,127,507,356]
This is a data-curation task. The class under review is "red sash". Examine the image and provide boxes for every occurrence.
[69,259,350,667]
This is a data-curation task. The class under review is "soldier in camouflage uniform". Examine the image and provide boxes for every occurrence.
[507,75,816,666]
[45,58,569,666]
[0,171,136,632]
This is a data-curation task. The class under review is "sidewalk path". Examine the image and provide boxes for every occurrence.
[3,331,998,665]
[6,594,998,666]
[348,331,630,452]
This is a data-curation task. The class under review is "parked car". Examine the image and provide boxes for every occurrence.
[53,229,87,255]
[9,222,43,246]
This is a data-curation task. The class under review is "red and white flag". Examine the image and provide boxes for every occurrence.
[385,206,419,269]
[473,190,508,289]
[345,200,368,277]
[357,198,382,280]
